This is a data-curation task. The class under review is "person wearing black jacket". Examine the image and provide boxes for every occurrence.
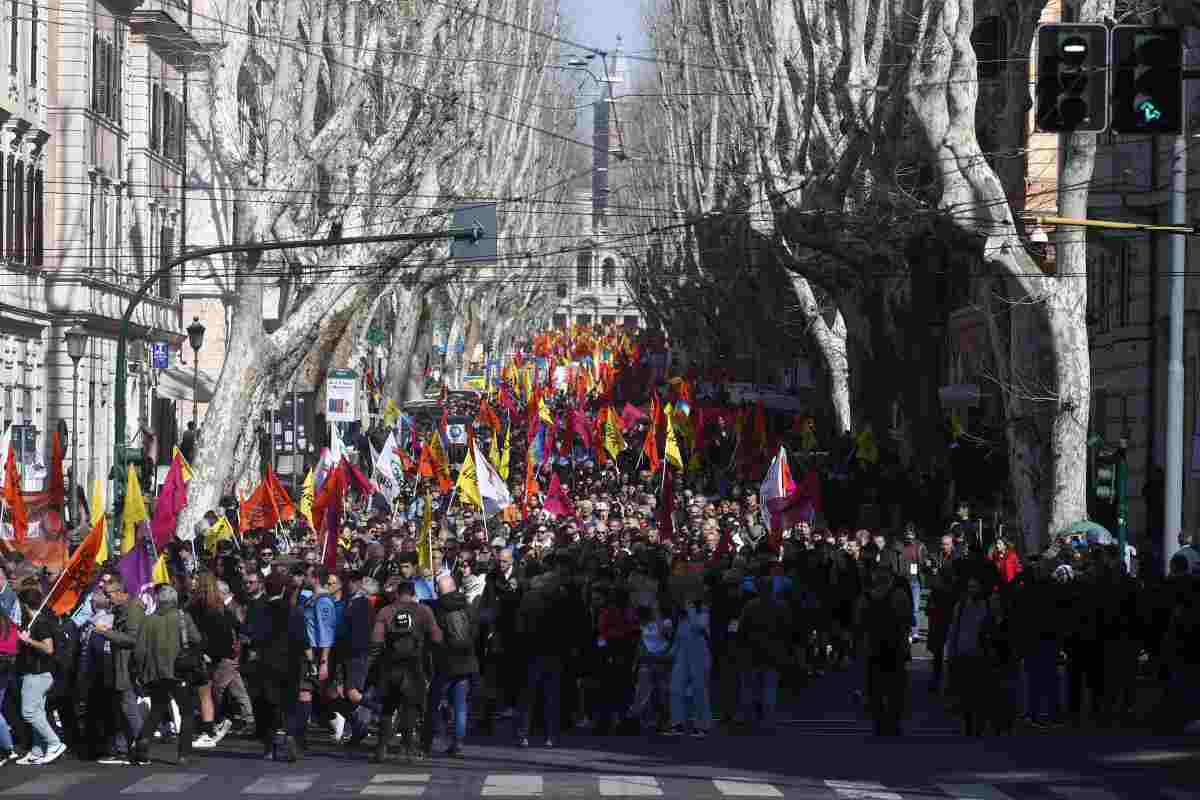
[514,569,568,748]
[423,575,479,758]
[249,573,306,761]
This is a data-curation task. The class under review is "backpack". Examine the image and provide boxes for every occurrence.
[442,608,473,653]
[385,608,422,662]
[51,618,78,677]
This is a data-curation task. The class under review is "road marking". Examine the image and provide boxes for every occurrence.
[1048,789,1123,800]
[936,785,1017,800]
[1,774,99,795]
[481,775,543,797]
[713,778,784,797]
[242,774,319,794]
[1163,790,1200,800]
[361,775,432,797]
[123,774,209,793]
[825,781,904,800]
[598,776,663,797]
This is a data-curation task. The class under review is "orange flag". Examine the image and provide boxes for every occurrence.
[2,447,28,543]
[642,425,660,473]
[239,466,296,532]
[47,431,65,510]
[477,396,502,432]
[417,434,452,493]
[47,511,107,615]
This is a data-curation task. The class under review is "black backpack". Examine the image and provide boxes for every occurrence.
[442,608,473,653]
[385,608,421,662]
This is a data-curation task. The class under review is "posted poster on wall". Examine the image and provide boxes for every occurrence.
[326,369,359,423]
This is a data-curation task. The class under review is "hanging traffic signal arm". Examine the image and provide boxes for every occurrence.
[1025,214,1200,236]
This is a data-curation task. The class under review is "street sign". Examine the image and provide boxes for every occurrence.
[449,202,497,265]
[326,369,358,423]
[150,342,170,369]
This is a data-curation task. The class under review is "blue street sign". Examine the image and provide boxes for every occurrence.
[150,342,170,369]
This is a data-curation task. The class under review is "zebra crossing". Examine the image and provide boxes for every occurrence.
[0,771,1190,799]
[775,718,961,737]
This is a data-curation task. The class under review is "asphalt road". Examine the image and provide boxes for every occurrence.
[0,656,1195,799]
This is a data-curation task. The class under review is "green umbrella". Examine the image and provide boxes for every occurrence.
[1056,519,1112,544]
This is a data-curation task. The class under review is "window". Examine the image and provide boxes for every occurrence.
[576,314,592,326]
[556,282,567,299]
[9,0,17,74]
[28,1,36,87]
[4,156,12,260]
[23,165,33,266]
[150,83,161,151]
[601,315,615,325]
[150,82,183,163]
[91,31,122,123]
[12,160,22,264]
[95,185,107,278]
[1088,244,1113,333]
[601,257,616,288]
[553,314,567,330]
[33,170,42,267]
[971,17,1005,80]
[159,225,174,297]
[577,252,592,289]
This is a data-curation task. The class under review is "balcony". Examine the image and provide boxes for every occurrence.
[98,0,147,16]
[130,1,210,69]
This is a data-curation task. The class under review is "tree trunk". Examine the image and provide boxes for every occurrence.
[385,287,427,403]
[788,272,852,435]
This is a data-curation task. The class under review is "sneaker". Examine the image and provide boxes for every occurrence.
[517,737,530,748]
[213,719,233,744]
[664,724,686,737]
[96,754,131,765]
[690,728,708,740]
[544,739,555,749]
[446,746,464,759]
[0,751,18,764]
[330,713,346,743]
[14,752,40,766]
[40,743,67,766]
[192,734,217,749]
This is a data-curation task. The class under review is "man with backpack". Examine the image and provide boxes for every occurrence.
[369,580,441,763]
[858,565,913,736]
[423,573,478,758]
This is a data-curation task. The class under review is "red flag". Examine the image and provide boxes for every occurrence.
[46,432,65,510]
[642,425,660,472]
[657,465,674,542]
[313,463,346,566]
[2,447,28,543]
[46,512,106,615]
[152,452,189,548]
[239,466,296,532]
[570,410,593,451]
[620,403,645,431]
[477,396,502,432]
[543,473,575,518]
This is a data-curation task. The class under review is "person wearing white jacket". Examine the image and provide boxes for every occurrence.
[667,596,712,738]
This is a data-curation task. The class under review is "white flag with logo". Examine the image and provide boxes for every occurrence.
[373,431,405,504]
[473,439,513,517]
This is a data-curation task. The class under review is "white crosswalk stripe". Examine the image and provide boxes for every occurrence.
[241,774,320,794]
[361,774,432,797]
[778,719,959,737]
[123,774,209,794]
[597,776,663,797]
[0,773,99,796]
[481,775,543,797]
[825,781,904,800]
[712,778,784,797]
[1048,788,1124,800]
[936,784,1018,800]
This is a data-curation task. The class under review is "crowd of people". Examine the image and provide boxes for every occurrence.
[0,335,1197,768]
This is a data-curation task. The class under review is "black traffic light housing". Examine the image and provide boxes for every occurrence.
[1035,23,1110,132]
[1111,26,1183,135]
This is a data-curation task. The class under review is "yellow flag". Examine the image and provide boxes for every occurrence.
[603,407,626,461]
[172,447,194,482]
[454,445,483,508]
[417,491,433,571]
[383,399,401,428]
[664,408,684,470]
[151,552,171,585]
[299,468,316,529]
[522,367,533,401]
[856,427,879,464]
[204,516,236,555]
[91,479,109,565]
[122,464,149,555]
[538,395,553,426]
[498,422,511,480]
[489,430,502,472]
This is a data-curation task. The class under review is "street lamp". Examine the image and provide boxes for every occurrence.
[64,326,88,527]
[187,316,205,427]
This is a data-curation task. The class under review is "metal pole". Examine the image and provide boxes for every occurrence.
[1165,135,1186,575]
[191,349,200,428]
[71,362,79,529]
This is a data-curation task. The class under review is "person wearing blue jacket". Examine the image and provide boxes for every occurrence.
[666,594,712,738]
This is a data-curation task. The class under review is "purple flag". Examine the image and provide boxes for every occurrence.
[118,525,154,595]
[151,455,189,548]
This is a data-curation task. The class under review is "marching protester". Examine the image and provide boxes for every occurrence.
[0,320,1193,775]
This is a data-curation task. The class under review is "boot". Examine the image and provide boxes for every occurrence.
[373,716,394,764]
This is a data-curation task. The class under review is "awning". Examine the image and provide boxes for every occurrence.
[156,367,219,403]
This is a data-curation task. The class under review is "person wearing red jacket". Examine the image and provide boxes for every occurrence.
[990,538,1022,584]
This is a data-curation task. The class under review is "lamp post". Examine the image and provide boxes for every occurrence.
[186,317,205,428]
[64,326,88,528]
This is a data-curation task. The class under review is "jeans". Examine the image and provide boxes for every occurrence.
[909,580,921,630]
[20,673,60,756]
[1026,639,1060,721]
[114,689,145,754]
[426,674,471,747]
[738,668,779,725]
[669,656,711,728]
[518,656,562,741]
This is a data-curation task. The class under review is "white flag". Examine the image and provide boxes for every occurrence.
[373,431,405,504]
[473,439,513,517]
[0,424,10,492]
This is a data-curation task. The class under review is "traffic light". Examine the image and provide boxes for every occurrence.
[1111,26,1183,134]
[1095,457,1117,502]
[1035,23,1110,132]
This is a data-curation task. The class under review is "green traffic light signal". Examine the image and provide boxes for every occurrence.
[1111,26,1183,135]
